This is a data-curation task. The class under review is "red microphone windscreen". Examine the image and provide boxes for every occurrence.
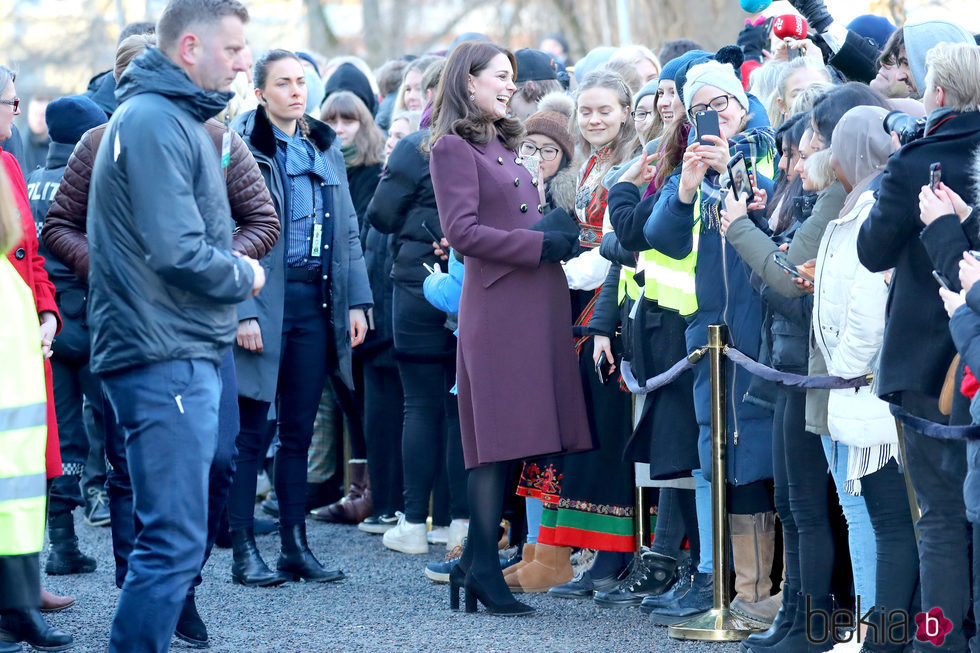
[772,14,808,40]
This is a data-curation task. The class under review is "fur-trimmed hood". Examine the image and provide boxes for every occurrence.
[233,103,338,159]
[536,92,575,120]
[546,161,580,214]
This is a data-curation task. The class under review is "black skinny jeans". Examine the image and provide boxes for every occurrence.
[227,397,276,531]
[773,389,833,603]
[363,359,404,518]
[392,285,467,524]
[860,460,919,652]
[652,487,698,565]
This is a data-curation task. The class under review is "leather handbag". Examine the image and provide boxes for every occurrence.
[939,353,961,416]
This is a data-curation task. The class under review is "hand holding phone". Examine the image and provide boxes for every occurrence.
[774,254,805,280]
[929,162,942,191]
[695,109,720,147]
[727,152,753,200]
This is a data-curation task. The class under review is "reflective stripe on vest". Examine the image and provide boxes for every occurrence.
[617,266,641,305]
[0,258,48,557]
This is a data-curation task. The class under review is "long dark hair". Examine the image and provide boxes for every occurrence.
[426,41,523,151]
[254,49,311,138]
[767,113,809,234]
[811,82,888,147]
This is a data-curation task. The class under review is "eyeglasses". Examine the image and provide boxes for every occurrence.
[631,109,652,121]
[0,97,19,112]
[519,141,560,161]
[688,94,733,119]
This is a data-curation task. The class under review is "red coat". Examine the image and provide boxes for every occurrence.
[3,149,62,479]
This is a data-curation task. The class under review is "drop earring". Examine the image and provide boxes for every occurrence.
[469,93,476,101]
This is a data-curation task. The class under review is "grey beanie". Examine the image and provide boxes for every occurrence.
[682,60,749,116]
[904,19,974,94]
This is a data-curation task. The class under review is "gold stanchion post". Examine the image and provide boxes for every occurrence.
[668,324,765,641]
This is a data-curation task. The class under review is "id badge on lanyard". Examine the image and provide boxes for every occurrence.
[310,216,323,259]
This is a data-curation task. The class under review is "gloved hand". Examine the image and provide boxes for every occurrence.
[737,19,769,63]
[540,231,579,263]
[787,0,833,33]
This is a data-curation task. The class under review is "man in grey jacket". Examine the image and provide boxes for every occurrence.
[86,1,263,651]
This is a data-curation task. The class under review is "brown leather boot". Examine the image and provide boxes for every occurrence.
[507,543,573,593]
[502,542,536,580]
[309,459,372,524]
[40,588,74,613]
[729,511,778,625]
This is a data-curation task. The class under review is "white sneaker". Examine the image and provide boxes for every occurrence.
[427,526,449,545]
[446,519,469,550]
[382,512,428,554]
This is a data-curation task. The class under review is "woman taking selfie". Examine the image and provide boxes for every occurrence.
[428,41,591,616]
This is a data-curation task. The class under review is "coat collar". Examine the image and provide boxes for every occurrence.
[247,104,338,159]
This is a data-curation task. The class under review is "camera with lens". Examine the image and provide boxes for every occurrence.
[882,110,927,146]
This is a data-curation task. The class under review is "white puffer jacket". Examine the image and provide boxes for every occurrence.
[812,190,897,447]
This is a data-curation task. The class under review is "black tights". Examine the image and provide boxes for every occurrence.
[460,462,511,600]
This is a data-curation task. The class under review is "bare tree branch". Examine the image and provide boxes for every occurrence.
[416,0,492,53]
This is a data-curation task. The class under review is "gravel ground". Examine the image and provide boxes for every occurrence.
[42,511,745,652]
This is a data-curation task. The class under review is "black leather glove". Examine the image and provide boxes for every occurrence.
[737,20,769,63]
[540,231,578,263]
[529,207,579,238]
[787,0,833,33]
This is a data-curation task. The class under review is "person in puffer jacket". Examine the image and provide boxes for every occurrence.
[813,105,917,651]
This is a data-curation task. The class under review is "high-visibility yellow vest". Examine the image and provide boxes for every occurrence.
[624,150,776,317]
[0,257,48,557]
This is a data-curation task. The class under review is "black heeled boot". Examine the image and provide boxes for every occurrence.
[741,587,799,652]
[0,609,73,652]
[276,522,344,583]
[231,528,285,587]
[45,508,95,576]
[746,593,833,653]
[449,564,466,611]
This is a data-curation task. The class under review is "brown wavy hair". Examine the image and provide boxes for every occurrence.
[426,41,523,152]
[320,91,385,166]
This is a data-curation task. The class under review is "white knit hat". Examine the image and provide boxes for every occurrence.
[682,60,749,116]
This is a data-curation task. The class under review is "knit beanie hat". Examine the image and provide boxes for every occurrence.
[904,19,974,95]
[524,110,574,162]
[682,60,749,116]
[634,79,660,109]
[659,49,710,83]
[846,14,896,50]
[573,46,617,82]
[45,95,107,145]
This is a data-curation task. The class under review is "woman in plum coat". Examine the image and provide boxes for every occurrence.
[428,41,592,616]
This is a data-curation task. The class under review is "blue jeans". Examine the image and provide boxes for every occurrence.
[103,351,238,593]
[102,358,220,653]
[821,436,876,609]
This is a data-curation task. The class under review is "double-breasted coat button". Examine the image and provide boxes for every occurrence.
[538,205,544,213]
[514,178,520,187]
[514,157,522,165]
[497,157,504,165]
[520,204,528,213]
[322,274,328,281]
[14,248,25,260]
[532,179,538,187]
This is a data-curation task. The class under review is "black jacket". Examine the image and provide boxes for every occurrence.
[26,142,77,291]
[87,47,255,374]
[365,129,443,295]
[346,163,382,227]
[857,109,980,415]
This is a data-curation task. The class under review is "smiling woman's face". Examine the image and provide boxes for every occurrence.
[469,53,516,120]
[577,86,627,148]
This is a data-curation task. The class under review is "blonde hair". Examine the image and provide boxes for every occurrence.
[114,33,157,82]
[609,45,661,77]
[805,147,836,190]
[392,55,441,115]
[221,71,257,123]
[789,81,834,115]
[574,69,639,169]
[766,59,831,128]
[0,168,22,256]
[926,42,980,112]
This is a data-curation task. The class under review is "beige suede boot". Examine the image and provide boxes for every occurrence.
[729,511,779,625]
[503,542,536,580]
[507,543,573,593]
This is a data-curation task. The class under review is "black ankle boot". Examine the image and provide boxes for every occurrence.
[45,511,96,575]
[231,528,285,587]
[746,593,833,653]
[741,588,798,652]
[463,568,535,616]
[0,609,73,652]
[276,522,344,583]
[174,595,208,648]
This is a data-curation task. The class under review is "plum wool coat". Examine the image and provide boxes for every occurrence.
[429,133,593,469]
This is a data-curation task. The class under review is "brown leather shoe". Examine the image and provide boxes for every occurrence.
[502,542,536,580]
[507,543,573,593]
[309,459,372,524]
[40,588,74,613]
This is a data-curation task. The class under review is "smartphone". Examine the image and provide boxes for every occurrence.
[422,262,436,275]
[695,109,720,146]
[933,269,952,291]
[727,152,753,200]
[969,250,980,262]
[929,162,942,191]
[773,254,805,279]
[421,220,442,244]
[787,45,803,60]
[595,356,614,385]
